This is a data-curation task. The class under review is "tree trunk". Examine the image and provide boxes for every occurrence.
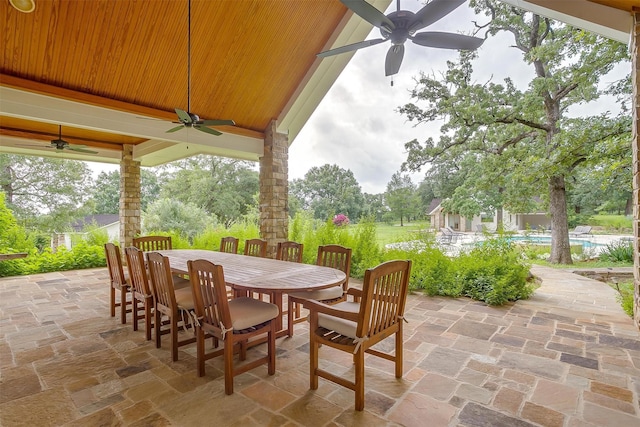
[625,195,633,216]
[548,175,573,264]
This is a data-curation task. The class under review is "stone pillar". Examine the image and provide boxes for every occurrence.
[259,120,289,258]
[633,7,640,329]
[119,144,141,249]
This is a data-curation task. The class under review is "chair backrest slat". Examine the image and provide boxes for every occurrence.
[146,252,177,309]
[276,241,303,263]
[104,243,126,287]
[244,238,267,258]
[220,237,239,254]
[357,260,411,338]
[133,236,172,252]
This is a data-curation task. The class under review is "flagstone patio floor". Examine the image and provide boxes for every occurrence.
[0,265,638,426]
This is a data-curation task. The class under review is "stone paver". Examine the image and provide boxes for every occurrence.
[0,265,638,426]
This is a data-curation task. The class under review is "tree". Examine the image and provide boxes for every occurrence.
[385,172,419,226]
[0,154,93,232]
[90,169,160,214]
[400,0,630,264]
[159,156,259,227]
[290,164,364,221]
[143,198,210,240]
[362,193,388,222]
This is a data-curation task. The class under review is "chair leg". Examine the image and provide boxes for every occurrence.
[268,320,276,375]
[224,336,234,395]
[171,316,179,362]
[120,287,127,324]
[287,298,294,338]
[144,301,152,341]
[354,349,365,411]
[395,329,403,378]
[196,327,206,377]
[132,298,139,331]
[154,309,162,349]
[309,316,319,390]
[110,286,116,317]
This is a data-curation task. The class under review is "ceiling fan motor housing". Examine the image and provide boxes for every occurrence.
[383,11,416,44]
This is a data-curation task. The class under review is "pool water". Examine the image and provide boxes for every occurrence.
[506,235,602,248]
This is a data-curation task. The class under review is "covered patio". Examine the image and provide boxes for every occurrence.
[1,266,638,425]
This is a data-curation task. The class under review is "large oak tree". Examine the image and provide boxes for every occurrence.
[400,0,630,263]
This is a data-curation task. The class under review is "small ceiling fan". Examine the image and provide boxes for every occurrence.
[46,125,98,154]
[168,0,235,136]
[318,0,485,76]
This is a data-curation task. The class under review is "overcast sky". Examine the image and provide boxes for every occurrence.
[90,0,629,195]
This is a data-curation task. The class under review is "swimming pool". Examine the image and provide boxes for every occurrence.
[506,235,603,248]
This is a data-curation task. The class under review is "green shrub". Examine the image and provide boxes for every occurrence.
[611,281,634,318]
[599,240,633,263]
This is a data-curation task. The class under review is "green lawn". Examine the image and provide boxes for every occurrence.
[375,221,431,245]
[589,214,632,233]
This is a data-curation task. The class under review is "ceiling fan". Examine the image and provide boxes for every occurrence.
[46,125,98,154]
[318,0,485,76]
[167,0,235,136]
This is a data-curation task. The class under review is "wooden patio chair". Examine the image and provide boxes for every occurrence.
[276,240,304,263]
[133,235,172,252]
[188,259,278,394]
[305,259,411,411]
[219,236,239,254]
[146,252,196,361]
[104,243,130,324]
[286,244,351,337]
[124,246,155,340]
[243,238,267,258]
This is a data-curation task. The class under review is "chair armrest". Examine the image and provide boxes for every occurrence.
[302,299,359,322]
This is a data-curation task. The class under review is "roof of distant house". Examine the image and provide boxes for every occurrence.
[426,199,442,216]
[71,214,119,232]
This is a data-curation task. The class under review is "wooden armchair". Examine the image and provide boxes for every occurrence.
[243,238,267,258]
[133,235,172,252]
[287,244,351,337]
[146,252,196,361]
[188,259,278,394]
[276,241,303,263]
[305,259,411,411]
[124,246,154,340]
[219,236,239,254]
[104,243,130,324]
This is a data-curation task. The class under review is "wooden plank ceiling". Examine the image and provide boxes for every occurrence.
[0,0,349,160]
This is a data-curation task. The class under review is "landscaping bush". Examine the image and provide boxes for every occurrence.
[611,281,634,318]
[599,240,634,263]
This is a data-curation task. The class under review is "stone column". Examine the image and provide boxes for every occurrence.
[633,7,640,329]
[119,144,141,249]
[259,120,289,258]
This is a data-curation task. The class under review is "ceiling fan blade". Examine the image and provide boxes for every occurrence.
[194,125,222,136]
[166,125,185,133]
[68,146,98,154]
[198,119,236,126]
[385,44,404,77]
[175,108,192,124]
[318,38,386,57]
[412,32,484,50]
[409,0,466,32]
[341,0,395,31]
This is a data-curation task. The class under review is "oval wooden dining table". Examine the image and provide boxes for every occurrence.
[156,249,347,336]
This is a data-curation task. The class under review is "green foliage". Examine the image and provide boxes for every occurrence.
[191,218,260,252]
[385,172,419,226]
[290,164,365,221]
[143,198,210,241]
[611,281,634,318]
[590,215,632,233]
[599,240,634,263]
[0,242,106,277]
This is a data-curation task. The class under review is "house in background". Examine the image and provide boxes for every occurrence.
[427,199,551,232]
[52,214,119,250]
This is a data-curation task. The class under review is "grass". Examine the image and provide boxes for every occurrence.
[589,214,632,233]
[375,221,431,245]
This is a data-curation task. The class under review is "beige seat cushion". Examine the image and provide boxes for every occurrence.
[228,297,279,331]
[289,285,344,301]
[174,287,194,311]
[317,301,360,338]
